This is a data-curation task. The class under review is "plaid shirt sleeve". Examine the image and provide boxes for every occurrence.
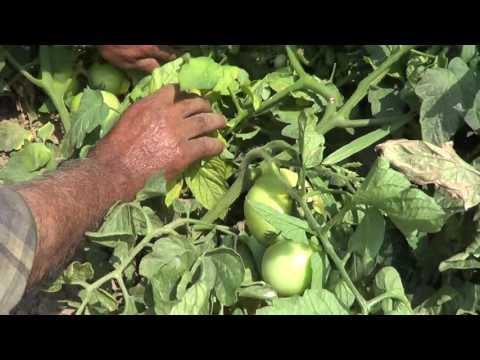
[0,186,37,315]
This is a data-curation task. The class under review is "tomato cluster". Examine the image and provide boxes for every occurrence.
[244,167,317,297]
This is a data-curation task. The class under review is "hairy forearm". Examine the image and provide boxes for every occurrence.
[14,158,131,287]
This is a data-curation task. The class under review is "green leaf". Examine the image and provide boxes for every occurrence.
[348,207,385,270]
[37,122,55,143]
[332,280,355,310]
[81,288,118,314]
[383,188,446,239]
[465,90,480,132]
[136,172,167,202]
[207,247,245,306]
[149,57,184,94]
[415,287,460,315]
[374,266,412,314]
[356,158,411,206]
[257,289,348,315]
[234,126,261,140]
[86,202,147,247]
[0,142,54,183]
[377,140,480,211]
[461,45,477,64]
[170,257,217,315]
[0,121,32,152]
[415,57,479,144]
[368,87,406,117]
[46,261,94,293]
[300,111,324,169]
[310,251,330,290]
[185,156,229,212]
[322,118,409,166]
[60,89,110,158]
[213,65,250,95]
[244,200,310,245]
[165,179,184,207]
[178,57,223,92]
[238,283,277,301]
[140,237,197,280]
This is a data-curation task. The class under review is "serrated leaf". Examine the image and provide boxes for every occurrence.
[136,171,167,202]
[257,289,348,315]
[377,139,480,210]
[37,122,55,143]
[207,247,245,306]
[165,179,184,207]
[333,280,355,310]
[170,257,216,315]
[0,121,32,152]
[139,237,196,280]
[300,110,324,169]
[238,283,277,301]
[213,65,250,95]
[465,90,480,132]
[185,156,228,212]
[60,89,110,158]
[415,57,479,144]
[348,207,385,270]
[310,251,330,290]
[368,87,406,117]
[86,202,146,247]
[178,57,223,92]
[245,200,310,245]
[149,57,184,94]
[0,142,54,183]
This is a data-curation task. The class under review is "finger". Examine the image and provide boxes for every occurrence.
[175,97,211,118]
[150,45,182,61]
[186,137,225,161]
[134,58,161,73]
[183,113,226,139]
[148,84,180,106]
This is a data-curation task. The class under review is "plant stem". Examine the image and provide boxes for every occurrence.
[286,45,307,78]
[295,194,369,314]
[366,292,412,313]
[336,113,414,129]
[226,80,304,135]
[338,45,418,119]
[4,50,42,87]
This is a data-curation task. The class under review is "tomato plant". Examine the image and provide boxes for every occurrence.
[2,45,480,315]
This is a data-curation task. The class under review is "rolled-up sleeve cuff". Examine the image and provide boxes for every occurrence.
[0,187,37,315]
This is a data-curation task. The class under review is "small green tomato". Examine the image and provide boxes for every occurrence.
[261,240,314,297]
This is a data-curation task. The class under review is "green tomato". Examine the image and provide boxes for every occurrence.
[88,63,130,96]
[244,168,298,246]
[261,240,314,297]
[71,90,121,137]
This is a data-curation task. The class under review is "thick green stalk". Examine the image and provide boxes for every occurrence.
[336,113,414,129]
[338,45,418,119]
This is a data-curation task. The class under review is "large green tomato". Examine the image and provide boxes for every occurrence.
[261,240,314,297]
[87,63,130,96]
[71,90,121,137]
[244,168,298,246]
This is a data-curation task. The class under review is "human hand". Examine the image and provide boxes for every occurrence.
[97,45,181,73]
[90,84,226,199]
